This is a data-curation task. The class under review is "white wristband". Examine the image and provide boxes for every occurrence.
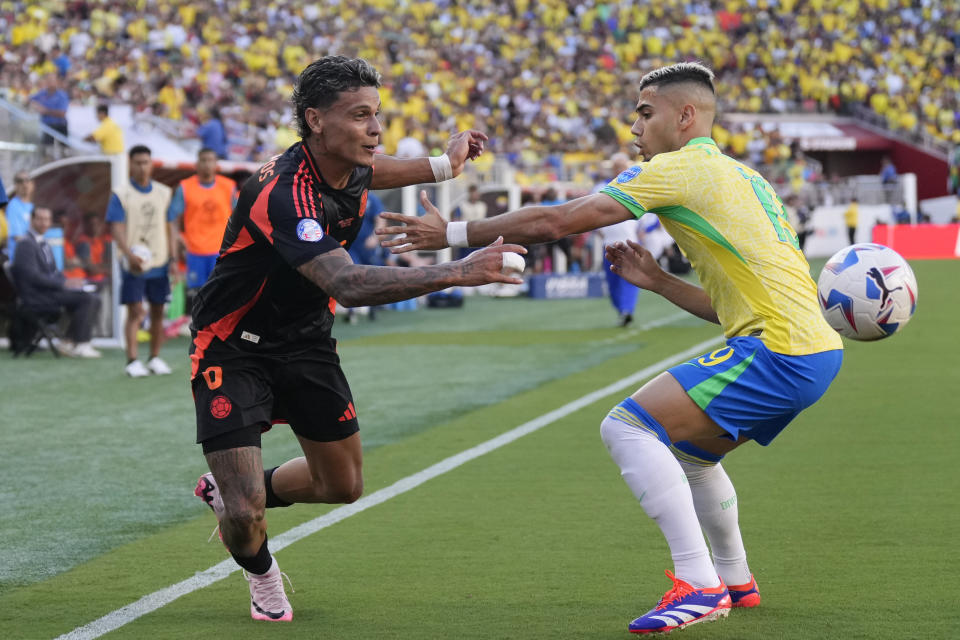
[446,221,469,248]
[429,153,453,182]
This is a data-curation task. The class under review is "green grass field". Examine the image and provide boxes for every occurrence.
[2,260,958,639]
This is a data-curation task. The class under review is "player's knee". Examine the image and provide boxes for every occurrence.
[127,304,146,322]
[600,412,629,450]
[331,477,363,504]
[678,461,715,485]
[222,502,265,533]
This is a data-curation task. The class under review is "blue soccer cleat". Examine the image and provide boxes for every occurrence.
[628,570,732,634]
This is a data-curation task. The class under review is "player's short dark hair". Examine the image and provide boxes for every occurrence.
[96,104,109,116]
[292,56,382,138]
[198,147,217,157]
[638,62,716,95]
[129,144,151,159]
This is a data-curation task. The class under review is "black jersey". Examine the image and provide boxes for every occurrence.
[191,142,372,369]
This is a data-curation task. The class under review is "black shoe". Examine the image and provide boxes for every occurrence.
[619,313,633,327]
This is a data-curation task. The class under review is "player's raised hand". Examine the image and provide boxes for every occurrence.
[377,190,449,253]
[445,130,488,173]
[454,236,527,286]
[605,239,665,292]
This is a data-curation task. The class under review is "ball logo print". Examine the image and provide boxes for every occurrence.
[210,395,233,419]
[296,218,324,242]
[817,243,918,341]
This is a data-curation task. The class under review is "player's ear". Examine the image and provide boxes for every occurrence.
[678,103,696,130]
[305,107,324,136]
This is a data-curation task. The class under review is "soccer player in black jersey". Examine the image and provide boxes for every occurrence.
[191,56,524,622]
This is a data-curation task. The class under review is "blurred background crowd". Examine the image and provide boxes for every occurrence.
[1,0,957,180]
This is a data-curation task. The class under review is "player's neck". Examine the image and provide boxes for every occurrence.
[680,129,713,147]
[304,138,353,189]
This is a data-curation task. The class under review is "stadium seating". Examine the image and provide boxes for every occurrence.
[0,0,955,167]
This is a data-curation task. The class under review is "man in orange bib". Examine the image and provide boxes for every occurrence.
[170,148,238,312]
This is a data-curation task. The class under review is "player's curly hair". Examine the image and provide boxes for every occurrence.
[293,56,382,138]
[638,62,715,94]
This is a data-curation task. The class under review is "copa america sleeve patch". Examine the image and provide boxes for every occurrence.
[616,166,643,183]
[296,218,324,242]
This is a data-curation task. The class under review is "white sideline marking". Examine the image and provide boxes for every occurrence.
[58,335,723,640]
[594,311,689,347]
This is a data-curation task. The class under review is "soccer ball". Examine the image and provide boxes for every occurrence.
[816,243,917,341]
[123,243,153,272]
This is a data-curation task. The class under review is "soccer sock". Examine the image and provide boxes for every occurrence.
[677,455,752,587]
[264,466,292,508]
[231,534,273,575]
[600,399,720,589]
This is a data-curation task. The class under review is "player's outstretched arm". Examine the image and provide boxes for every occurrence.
[606,239,719,325]
[370,130,488,190]
[377,191,633,253]
[296,238,525,308]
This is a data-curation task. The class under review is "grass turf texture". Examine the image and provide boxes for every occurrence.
[1,260,957,639]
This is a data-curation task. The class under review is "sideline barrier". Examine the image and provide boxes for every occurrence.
[527,273,607,299]
[872,224,960,259]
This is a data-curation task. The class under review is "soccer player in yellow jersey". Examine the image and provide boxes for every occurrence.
[378,62,844,634]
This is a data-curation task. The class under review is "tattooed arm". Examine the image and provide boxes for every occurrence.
[297,241,525,308]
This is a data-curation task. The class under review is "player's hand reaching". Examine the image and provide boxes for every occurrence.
[454,236,527,286]
[377,190,449,253]
[445,130,488,175]
[605,239,666,292]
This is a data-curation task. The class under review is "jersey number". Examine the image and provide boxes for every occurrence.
[738,169,799,250]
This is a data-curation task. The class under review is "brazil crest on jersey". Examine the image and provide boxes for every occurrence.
[602,137,842,356]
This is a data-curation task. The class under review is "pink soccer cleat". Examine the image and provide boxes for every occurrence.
[245,557,294,622]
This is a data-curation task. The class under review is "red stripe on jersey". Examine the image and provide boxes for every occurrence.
[306,174,319,218]
[328,297,337,315]
[301,142,323,184]
[189,278,268,379]
[250,176,278,242]
[221,225,254,256]
[292,161,307,219]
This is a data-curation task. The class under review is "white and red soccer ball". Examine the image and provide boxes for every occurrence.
[817,243,918,341]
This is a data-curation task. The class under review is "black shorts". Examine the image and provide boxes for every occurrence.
[192,346,359,447]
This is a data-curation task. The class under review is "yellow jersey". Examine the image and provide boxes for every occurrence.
[91,116,125,155]
[602,137,842,356]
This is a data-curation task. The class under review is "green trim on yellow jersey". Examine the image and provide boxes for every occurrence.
[655,205,747,264]
[602,186,646,219]
[685,136,717,148]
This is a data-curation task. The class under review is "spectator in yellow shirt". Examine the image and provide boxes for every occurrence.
[85,105,125,155]
[844,197,858,245]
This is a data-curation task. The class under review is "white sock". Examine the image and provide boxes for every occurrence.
[600,414,720,588]
[680,460,752,587]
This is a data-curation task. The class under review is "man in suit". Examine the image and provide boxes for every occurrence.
[11,207,100,358]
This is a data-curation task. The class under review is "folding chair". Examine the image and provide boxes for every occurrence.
[2,260,61,358]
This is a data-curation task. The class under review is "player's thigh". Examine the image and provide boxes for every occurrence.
[629,371,728,443]
[681,433,751,458]
[295,431,363,489]
[144,274,170,306]
[275,355,360,446]
[119,271,148,306]
[193,353,275,503]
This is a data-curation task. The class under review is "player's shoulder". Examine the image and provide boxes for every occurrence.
[152,181,172,197]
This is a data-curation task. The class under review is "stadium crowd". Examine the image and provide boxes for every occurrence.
[0,0,957,171]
